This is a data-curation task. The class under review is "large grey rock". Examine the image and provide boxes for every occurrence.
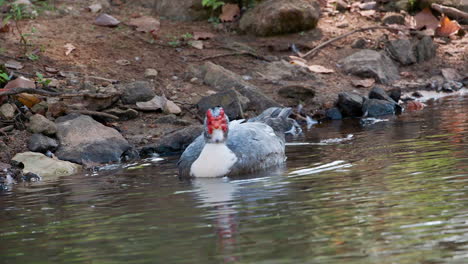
[414,36,436,63]
[27,134,58,153]
[385,39,417,65]
[28,114,57,135]
[153,0,210,21]
[140,125,203,156]
[197,89,249,119]
[12,152,82,178]
[362,99,396,117]
[0,103,16,120]
[55,114,132,164]
[337,92,365,117]
[120,81,155,104]
[193,62,280,112]
[326,107,343,120]
[239,0,321,36]
[340,50,399,84]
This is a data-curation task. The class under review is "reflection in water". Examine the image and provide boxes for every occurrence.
[0,95,467,264]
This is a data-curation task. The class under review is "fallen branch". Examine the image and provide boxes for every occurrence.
[0,125,14,133]
[431,3,468,20]
[196,51,251,61]
[66,110,119,120]
[300,26,409,59]
[0,87,117,98]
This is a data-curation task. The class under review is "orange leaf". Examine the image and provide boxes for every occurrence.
[219,4,240,22]
[16,93,41,108]
[414,8,439,30]
[436,16,460,37]
[406,101,425,111]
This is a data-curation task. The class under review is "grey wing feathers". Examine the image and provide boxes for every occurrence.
[248,107,301,136]
[177,135,205,177]
[227,122,285,176]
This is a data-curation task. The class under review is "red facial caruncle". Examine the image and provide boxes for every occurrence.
[206,108,228,134]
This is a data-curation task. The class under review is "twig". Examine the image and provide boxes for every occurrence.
[0,125,14,133]
[66,110,119,120]
[196,51,251,61]
[300,26,408,59]
[431,3,468,20]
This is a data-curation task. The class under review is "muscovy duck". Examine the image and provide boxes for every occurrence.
[177,106,299,178]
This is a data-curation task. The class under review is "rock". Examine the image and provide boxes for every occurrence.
[136,95,166,111]
[441,68,462,81]
[387,87,402,102]
[120,81,156,104]
[351,38,367,49]
[385,39,417,65]
[55,114,132,164]
[0,103,16,120]
[12,152,81,178]
[326,107,343,120]
[336,0,350,12]
[193,62,280,112]
[414,36,436,63]
[28,114,57,135]
[31,101,48,115]
[27,134,58,153]
[197,89,249,119]
[337,21,349,28]
[154,114,192,126]
[362,99,396,117]
[278,85,315,101]
[239,0,321,36]
[104,107,139,120]
[4,76,35,89]
[340,50,399,84]
[144,68,158,78]
[261,60,319,82]
[164,100,182,115]
[153,0,209,21]
[94,13,120,27]
[382,12,405,25]
[140,125,203,156]
[369,86,397,104]
[337,92,365,117]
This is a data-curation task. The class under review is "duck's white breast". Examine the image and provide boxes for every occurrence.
[190,143,238,177]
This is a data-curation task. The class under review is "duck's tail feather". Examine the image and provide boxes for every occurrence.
[248,107,302,136]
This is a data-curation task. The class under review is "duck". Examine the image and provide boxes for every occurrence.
[177,106,300,178]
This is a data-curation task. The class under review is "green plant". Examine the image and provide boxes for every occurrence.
[35,72,51,87]
[181,32,193,40]
[27,53,39,61]
[202,0,225,10]
[0,72,10,83]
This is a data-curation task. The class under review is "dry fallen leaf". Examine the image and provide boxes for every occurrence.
[128,16,160,33]
[64,43,76,56]
[351,78,375,88]
[406,101,425,111]
[219,4,240,22]
[94,13,120,27]
[0,19,11,33]
[414,8,439,31]
[441,68,462,81]
[116,59,130,66]
[288,56,307,64]
[16,93,41,108]
[308,65,335,74]
[193,31,215,40]
[88,3,102,13]
[435,15,461,37]
[44,66,59,74]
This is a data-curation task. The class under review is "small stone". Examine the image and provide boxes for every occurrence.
[385,39,416,65]
[27,134,58,153]
[28,114,57,135]
[12,152,82,178]
[414,36,436,63]
[362,99,396,117]
[278,85,315,101]
[340,50,399,84]
[337,22,349,28]
[351,38,367,49]
[120,81,156,105]
[387,87,402,102]
[88,3,102,13]
[94,13,120,27]
[190,77,198,83]
[197,89,249,119]
[4,76,35,89]
[104,107,139,121]
[337,92,365,117]
[154,114,192,126]
[144,68,158,79]
[172,76,179,81]
[326,107,343,120]
[369,86,397,104]
[31,101,48,115]
[136,95,166,111]
[0,103,16,120]
[382,13,405,25]
[165,100,182,115]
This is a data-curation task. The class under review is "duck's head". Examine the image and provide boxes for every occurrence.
[204,106,229,143]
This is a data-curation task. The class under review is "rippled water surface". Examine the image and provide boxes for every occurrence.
[1,94,467,264]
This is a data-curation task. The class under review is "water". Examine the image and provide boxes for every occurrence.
[1,94,467,264]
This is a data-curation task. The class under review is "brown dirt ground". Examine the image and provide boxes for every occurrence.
[0,1,467,163]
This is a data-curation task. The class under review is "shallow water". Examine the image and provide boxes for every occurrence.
[1,94,467,264]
